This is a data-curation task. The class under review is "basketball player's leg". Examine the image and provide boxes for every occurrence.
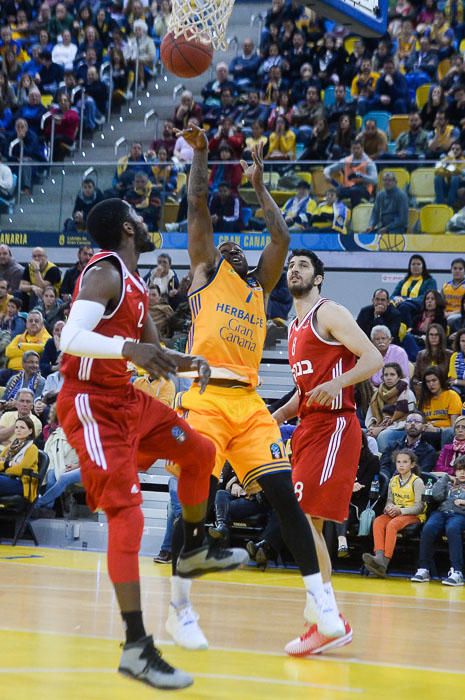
[57,389,192,689]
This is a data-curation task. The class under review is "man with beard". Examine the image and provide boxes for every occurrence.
[164,126,344,658]
[57,199,247,690]
[379,410,437,479]
[273,250,382,655]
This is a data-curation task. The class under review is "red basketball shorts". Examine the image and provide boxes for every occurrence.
[291,411,361,523]
[57,382,214,512]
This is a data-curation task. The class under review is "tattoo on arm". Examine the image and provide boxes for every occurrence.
[188,148,209,201]
[256,186,290,242]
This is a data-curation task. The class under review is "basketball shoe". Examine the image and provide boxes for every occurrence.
[118,634,192,689]
[166,602,209,650]
[304,591,346,638]
[177,543,248,579]
[285,615,353,657]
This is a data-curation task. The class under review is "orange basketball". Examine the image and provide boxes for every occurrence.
[160,31,213,78]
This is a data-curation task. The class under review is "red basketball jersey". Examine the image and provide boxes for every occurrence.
[61,251,149,390]
[288,298,357,418]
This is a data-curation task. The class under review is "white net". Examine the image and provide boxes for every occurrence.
[167,0,235,51]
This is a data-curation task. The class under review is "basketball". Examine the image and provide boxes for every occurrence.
[161,31,213,78]
[378,233,406,252]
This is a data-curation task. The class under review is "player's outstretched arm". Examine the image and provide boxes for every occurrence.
[306,303,383,407]
[241,144,290,294]
[177,125,219,270]
[60,263,177,379]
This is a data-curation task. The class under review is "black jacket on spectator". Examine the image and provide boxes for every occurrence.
[7,129,46,163]
[72,188,104,222]
[379,435,437,478]
[85,79,108,115]
[356,304,402,344]
[209,192,243,232]
[38,61,64,94]
[61,264,83,298]
[40,337,59,378]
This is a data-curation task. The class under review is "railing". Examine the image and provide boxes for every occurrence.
[1,157,457,237]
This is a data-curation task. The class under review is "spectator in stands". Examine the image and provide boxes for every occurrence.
[16,73,37,109]
[208,116,244,159]
[229,38,261,90]
[265,115,296,162]
[51,28,77,70]
[313,32,347,87]
[147,285,174,339]
[449,327,465,396]
[307,188,349,234]
[418,366,462,448]
[145,253,179,297]
[208,142,243,193]
[38,29,53,54]
[357,119,388,160]
[299,117,332,161]
[427,111,459,159]
[357,289,402,344]
[243,120,268,159]
[78,25,103,64]
[441,258,465,326]
[405,34,439,79]
[366,171,408,235]
[36,49,64,95]
[0,72,17,112]
[172,117,198,165]
[363,449,425,577]
[83,66,108,127]
[351,58,380,116]
[151,0,171,39]
[435,415,465,475]
[421,85,448,131]
[37,420,80,511]
[48,3,74,43]
[34,285,66,333]
[366,362,417,451]
[21,43,43,79]
[390,111,429,162]
[441,54,465,96]
[208,181,243,233]
[412,458,465,586]
[172,90,203,131]
[235,90,269,130]
[370,324,410,387]
[7,118,47,196]
[71,179,104,229]
[0,245,23,293]
[0,278,12,320]
[124,170,161,230]
[3,310,50,382]
[149,146,177,196]
[409,291,448,347]
[427,9,455,59]
[279,181,312,230]
[328,114,354,159]
[290,85,325,133]
[202,61,237,107]
[326,84,356,131]
[46,93,79,161]
[151,119,176,159]
[20,248,61,311]
[379,410,437,479]
[370,58,409,114]
[15,89,46,137]
[75,47,100,85]
[434,143,465,207]
[111,141,152,195]
[284,30,311,83]
[412,324,453,397]
[324,140,377,208]
[3,350,45,403]
[0,298,26,341]
[391,254,438,326]
[0,389,42,449]
[446,85,465,130]
[291,63,321,105]
[267,91,293,132]
[40,320,64,378]
[204,87,239,128]
[0,415,39,500]
[261,64,290,103]
[106,47,131,112]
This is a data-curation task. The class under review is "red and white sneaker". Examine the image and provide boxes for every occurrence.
[285,615,353,657]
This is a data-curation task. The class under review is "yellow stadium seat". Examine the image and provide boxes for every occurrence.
[271,189,296,206]
[355,115,362,131]
[408,208,419,233]
[296,171,312,185]
[162,202,179,225]
[239,188,260,205]
[389,115,409,141]
[438,59,452,81]
[410,168,436,203]
[460,38,465,53]
[254,207,264,219]
[351,203,373,234]
[264,171,280,188]
[419,204,454,234]
[175,172,186,194]
[416,84,432,109]
[378,168,410,191]
[344,35,360,54]
[41,94,53,107]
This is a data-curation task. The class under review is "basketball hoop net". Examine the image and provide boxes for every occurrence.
[167,0,235,51]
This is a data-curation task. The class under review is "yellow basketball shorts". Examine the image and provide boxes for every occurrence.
[176,384,291,490]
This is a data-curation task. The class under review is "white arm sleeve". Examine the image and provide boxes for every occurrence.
[60,299,126,359]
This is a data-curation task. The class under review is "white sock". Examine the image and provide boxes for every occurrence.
[170,575,192,608]
[324,581,339,616]
[303,572,325,602]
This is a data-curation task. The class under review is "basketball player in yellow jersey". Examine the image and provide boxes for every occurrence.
[165,124,346,653]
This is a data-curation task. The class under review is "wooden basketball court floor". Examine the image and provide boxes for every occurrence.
[1,545,464,700]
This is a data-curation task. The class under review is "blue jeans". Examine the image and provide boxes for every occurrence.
[0,474,23,496]
[376,427,406,454]
[160,476,181,553]
[434,174,461,207]
[418,510,465,572]
[38,468,81,508]
[214,489,269,524]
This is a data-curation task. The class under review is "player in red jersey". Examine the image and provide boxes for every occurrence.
[57,198,247,691]
[273,250,382,657]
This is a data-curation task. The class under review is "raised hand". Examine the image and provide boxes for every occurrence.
[240,142,264,190]
[174,124,208,151]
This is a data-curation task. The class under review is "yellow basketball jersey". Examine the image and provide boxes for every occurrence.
[390,474,426,522]
[187,258,266,387]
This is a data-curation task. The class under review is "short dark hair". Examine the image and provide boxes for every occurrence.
[288,250,325,290]
[392,448,420,475]
[383,361,403,378]
[453,455,465,471]
[451,257,465,268]
[82,178,95,186]
[372,288,389,299]
[86,198,132,249]
[297,180,311,190]
[9,297,22,310]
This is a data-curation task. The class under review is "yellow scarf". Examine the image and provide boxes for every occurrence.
[400,276,423,299]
